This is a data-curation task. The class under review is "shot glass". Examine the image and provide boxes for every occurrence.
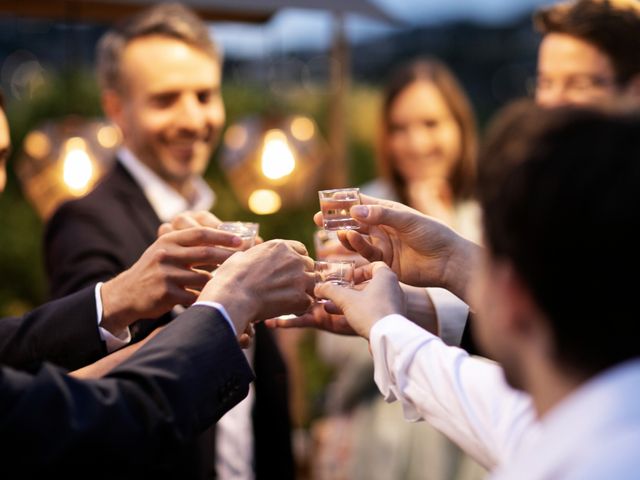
[314,260,355,303]
[318,188,361,231]
[313,229,341,261]
[218,221,259,251]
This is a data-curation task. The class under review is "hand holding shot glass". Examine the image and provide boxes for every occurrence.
[217,222,259,251]
[314,260,355,303]
[318,188,361,231]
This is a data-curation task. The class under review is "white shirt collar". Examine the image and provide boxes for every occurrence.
[117,147,215,222]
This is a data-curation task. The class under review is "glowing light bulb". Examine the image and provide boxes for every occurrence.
[261,129,295,180]
[62,137,94,193]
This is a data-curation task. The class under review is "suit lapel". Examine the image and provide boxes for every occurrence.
[110,160,161,246]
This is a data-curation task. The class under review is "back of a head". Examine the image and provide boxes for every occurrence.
[96,2,219,93]
[534,0,640,85]
[478,101,640,377]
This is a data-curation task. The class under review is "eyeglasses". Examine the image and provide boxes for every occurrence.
[527,73,619,99]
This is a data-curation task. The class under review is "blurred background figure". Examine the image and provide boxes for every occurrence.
[532,0,640,108]
[362,57,480,242]
[310,57,485,480]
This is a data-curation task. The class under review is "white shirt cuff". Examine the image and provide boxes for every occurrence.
[192,301,237,336]
[426,287,469,346]
[95,282,132,353]
[369,314,433,421]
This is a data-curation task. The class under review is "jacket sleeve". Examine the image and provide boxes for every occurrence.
[0,305,254,471]
[44,199,131,299]
[0,286,106,371]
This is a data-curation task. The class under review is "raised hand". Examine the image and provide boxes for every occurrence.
[313,262,405,340]
[157,210,223,235]
[197,239,316,335]
[314,194,479,300]
[159,210,264,247]
[264,304,358,336]
[101,227,241,333]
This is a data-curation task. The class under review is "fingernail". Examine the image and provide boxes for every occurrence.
[232,236,242,246]
[352,206,369,218]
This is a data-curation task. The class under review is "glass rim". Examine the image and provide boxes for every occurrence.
[217,221,259,236]
[218,221,259,228]
[314,259,356,266]
[318,187,360,194]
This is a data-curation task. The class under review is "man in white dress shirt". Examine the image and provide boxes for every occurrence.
[299,102,640,479]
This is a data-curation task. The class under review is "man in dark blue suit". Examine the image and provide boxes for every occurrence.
[0,92,316,476]
[44,4,297,478]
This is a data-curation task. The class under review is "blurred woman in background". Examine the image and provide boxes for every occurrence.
[312,58,485,480]
[362,57,481,242]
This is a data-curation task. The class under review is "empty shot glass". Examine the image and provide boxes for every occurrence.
[318,188,361,231]
[217,221,259,251]
[314,260,355,303]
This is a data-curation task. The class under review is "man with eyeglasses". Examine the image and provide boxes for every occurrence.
[533,0,640,108]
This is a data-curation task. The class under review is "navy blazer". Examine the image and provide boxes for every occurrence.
[44,160,294,479]
[0,304,254,478]
[0,286,105,371]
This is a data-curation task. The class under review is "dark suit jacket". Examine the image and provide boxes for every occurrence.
[0,286,106,371]
[44,160,294,479]
[1,304,254,479]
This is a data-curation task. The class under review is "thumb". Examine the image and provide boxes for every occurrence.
[350,204,419,234]
[369,261,395,279]
[157,222,174,236]
[314,282,354,311]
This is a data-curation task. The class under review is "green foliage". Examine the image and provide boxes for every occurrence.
[0,182,46,316]
[0,68,103,316]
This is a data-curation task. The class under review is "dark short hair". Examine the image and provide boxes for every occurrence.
[0,87,5,110]
[378,58,478,203]
[534,0,640,85]
[478,101,640,377]
[96,2,219,93]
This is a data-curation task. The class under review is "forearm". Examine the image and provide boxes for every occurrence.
[441,236,482,305]
[1,307,254,467]
[369,315,535,471]
[400,284,470,347]
[71,327,163,379]
[0,287,106,370]
[100,273,139,334]
[401,284,438,334]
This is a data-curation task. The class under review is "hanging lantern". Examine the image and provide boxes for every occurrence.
[15,116,120,220]
[219,114,327,215]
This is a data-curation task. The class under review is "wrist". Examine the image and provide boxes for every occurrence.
[101,275,137,334]
[198,280,256,335]
[441,236,479,302]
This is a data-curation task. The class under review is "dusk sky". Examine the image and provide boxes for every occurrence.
[210,0,557,58]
